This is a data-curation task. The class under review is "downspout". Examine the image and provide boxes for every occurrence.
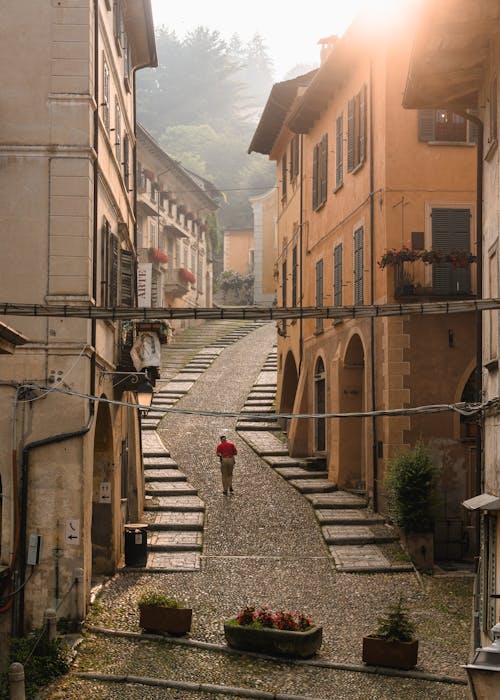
[14,0,100,636]
[298,134,304,374]
[369,60,378,511]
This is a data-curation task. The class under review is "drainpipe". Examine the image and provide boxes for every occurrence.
[298,134,304,374]
[369,61,378,511]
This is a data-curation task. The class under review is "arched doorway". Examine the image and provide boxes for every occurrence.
[339,335,365,488]
[280,351,298,415]
[314,357,326,452]
[91,400,115,575]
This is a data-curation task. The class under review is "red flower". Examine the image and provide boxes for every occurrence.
[180,268,196,284]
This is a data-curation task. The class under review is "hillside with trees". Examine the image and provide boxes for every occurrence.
[137,27,276,231]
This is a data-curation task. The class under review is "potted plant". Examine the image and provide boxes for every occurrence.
[138,590,192,636]
[224,605,322,659]
[386,442,440,570]
[362,598,418,670]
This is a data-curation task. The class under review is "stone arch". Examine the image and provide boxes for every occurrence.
[91,398,115,575]
[280,351,298,415]
[314,356,326,452]
[338,334,365,488]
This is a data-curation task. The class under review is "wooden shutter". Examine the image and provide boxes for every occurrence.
[431,208,471,294]
[334,243,343,306]
[109,234,119,306]
[354,227,364,304]
[120,249,135,306]
[281,154,287,198]
[315,259,324,332]
[312,144,319,210]
[418,109,436,141]
[282,260,287,307]
[320,134,328,205]
[359,84,366,165]
[347,98,355,172]
[292,246,297,307]
[336,114,343,188]
[468,109,479,144]
[123,134,130,190]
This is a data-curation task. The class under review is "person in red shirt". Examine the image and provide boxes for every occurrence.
[216,434,237,495]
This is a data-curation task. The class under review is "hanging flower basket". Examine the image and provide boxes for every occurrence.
[150,247,168,264]
[180,268,196,284]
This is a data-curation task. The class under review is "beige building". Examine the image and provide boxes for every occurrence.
[136,125,219,326]
[403,0,500,650]
[250,188,277,306]
[0,0,156,642]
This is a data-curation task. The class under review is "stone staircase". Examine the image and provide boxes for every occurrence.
[237,350,413,574]
[134,320,266,572]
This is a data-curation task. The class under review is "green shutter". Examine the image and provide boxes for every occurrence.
[312,144,319,210]
[354,227,364,304]
[431,208,471,294]
[347,98,355,172]
[418,109,436,141]
[336,114,343,188]
[359,84,366,164]
[109,234,119,306]
[320,133,328,205]
[334,243,343,306]
[120,249,135,307]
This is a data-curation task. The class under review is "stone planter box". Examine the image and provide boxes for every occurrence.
[139,605,192,636]
[362,635,418,670]
[224,622,322,659]
[400,531,434,570]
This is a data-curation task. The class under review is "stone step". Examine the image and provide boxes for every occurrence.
[145,496,205,512]
[146,511,204,531]
[240,407,274,414]
[143,456,177,467]
[322,525,398,545]
[329,544,413,573]
[306,492,368,509]
[145,551,201,571]
[264,455,309,468]
[316,508,385,526]
[148,531,202,551]
[289,479,336,494]
[144,469,186,482]
[275,467,329,480]
[146,482,198,497]
[141,422,161,431]
[236,421,281,431]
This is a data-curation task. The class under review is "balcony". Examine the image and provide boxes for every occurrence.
[163,268,194,297]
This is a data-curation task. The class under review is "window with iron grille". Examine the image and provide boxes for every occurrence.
[334,243,342,306]
[335,114,343,188]
[312,134,328,210]
[354,227,364,305]
[315,259,324,333]
[347,85,366,172]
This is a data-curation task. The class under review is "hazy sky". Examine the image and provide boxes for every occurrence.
[150,1,372,79]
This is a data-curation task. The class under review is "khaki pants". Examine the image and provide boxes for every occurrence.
[220,456,235,492]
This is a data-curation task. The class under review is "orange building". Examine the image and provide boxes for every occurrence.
[250,13,478,561]
[223,228,255,274]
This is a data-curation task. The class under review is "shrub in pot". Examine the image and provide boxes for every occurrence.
[138,590,192,636]
[386,442,440,569]
[362,598,418,670]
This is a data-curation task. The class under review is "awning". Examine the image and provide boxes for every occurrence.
[462,493,500,511]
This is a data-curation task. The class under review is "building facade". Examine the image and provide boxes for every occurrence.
[136,125,219,326]
[403,0,500,648]
[250,14,478,562]
[250,189,278,306]
[0,0,156,641]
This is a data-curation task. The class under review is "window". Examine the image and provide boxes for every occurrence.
[101,219,135,306]
[334,243,343,306]
[315,259,324,333]
[120,249,135,306]
[418,109,477,143]
[354,227,364,305]
[123,33,131,92]
[312,134,328,211]
[103,60,110,132]
[123,133,130,190]
[113,0,122,54]
[431,208,472,295]
[281,154,287,199]
[114,100,121,163]
[335,114,343,188]
[290,135,299,182]
[292,245,297,308]
[347,85,366,172]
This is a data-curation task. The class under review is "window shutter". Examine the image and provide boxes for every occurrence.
[336,114,343,188]
[320,133,328,205]
[292,246,297,308]
[347,98,355,172]
[431,208,471,294]
[334,243,343,306]
[109,234,119,306]
[354,227,364,305]
[281,154,287,198]
[120,249,135,306]
[315,259,324,332]
[468,109,479,144]
[312,144,319,210]
[359,84,366,165]
[123,134,130,190]
[418,109,436,141]
[293,135,299,179]
[282,260,287,307]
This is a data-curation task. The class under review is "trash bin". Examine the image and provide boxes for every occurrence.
[124,524,148,567]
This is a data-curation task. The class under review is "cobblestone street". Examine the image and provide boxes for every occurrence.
[44,322,472,699]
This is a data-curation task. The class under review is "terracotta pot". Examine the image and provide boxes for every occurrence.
[362,635,418,670]
[139,605,192,636]
[224,622,322,659]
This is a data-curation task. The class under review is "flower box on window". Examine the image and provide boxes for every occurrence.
[180,268,196,284]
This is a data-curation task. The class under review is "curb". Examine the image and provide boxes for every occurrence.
[84,624,467,687]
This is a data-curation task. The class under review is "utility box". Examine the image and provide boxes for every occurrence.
[124,524,148,567]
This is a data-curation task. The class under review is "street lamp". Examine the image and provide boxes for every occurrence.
[135,380,154,415]
[463,623,500,699]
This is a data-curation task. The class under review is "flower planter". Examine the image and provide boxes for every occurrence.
[362,635,418,670]
[224,622,322,659]
[139,605,192,636]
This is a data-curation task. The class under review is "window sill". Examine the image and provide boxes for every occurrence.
[348,160,365,176]
[485,138,498,162]
[333,182,344,194]
[428,141,475,147]
[313,200,326,213]
[332,318,343,327]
